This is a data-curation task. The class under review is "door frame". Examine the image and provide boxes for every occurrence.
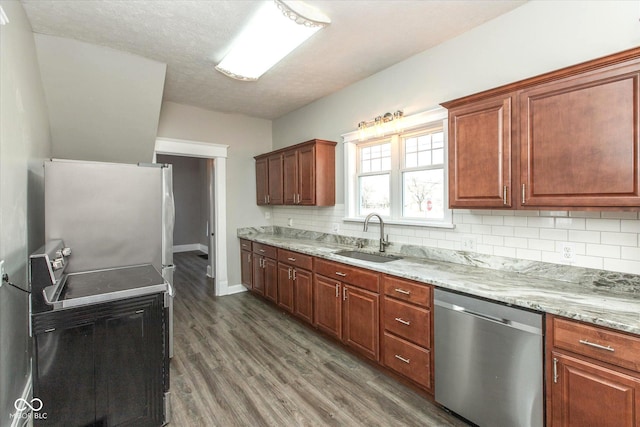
[154,137,231,296]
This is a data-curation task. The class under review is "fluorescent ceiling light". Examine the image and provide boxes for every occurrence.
[215,0,330,81]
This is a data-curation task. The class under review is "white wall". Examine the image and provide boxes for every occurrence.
[271,0,640,275]
[34,34,166,163]
[157,101,272,286]
[0,0,52,421]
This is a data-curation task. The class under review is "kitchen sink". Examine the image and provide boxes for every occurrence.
[334,250,402,263]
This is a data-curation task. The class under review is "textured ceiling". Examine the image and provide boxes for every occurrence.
[21,0,526,120]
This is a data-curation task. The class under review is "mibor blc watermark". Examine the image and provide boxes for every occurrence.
[10,397,48,421]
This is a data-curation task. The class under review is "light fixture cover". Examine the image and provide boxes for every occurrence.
[216,0,330,81]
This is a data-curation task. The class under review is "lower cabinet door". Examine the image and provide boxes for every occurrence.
[264,258,278,303]
[277,263,294,313]
[314,274,342,340]
[98,296,165,427]
[34,323,97,427]
[343,285,379,361]
[550,352,640,427]
[252,254,265,295]
[293,268,313,324]
[382,332,431,390]
[241,249,253,288]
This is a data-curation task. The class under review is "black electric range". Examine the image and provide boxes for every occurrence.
[30,240,170,313]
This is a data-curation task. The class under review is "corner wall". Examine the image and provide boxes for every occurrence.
[0,1,52,422]
[271,0,640,275]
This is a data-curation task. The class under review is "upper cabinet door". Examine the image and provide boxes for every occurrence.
[520,64,640,208]
[267,154,284,205]
[298,144,316,205]
[255,157,268,206]
[448,95,513,208]
[283,149,298,205]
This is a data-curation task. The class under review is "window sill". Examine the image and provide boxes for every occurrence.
[342,217,455,229]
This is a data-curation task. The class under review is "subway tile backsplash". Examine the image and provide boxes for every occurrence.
[270,205,640,275]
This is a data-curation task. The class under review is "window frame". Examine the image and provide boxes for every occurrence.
[343,107,453,228]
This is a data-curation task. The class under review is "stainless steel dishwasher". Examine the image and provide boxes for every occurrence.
[434,289,543,427]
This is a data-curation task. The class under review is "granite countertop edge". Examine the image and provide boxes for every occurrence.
[238,230,640,336]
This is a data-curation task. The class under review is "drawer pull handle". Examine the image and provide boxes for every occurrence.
[579,339,615,352]
[394,354,410,364]
[335,272,347,277]
[553,357,558,384]
[287,257,296,262]
[259,249,265,253]
[395,317,411,326]
[394,288,410,295]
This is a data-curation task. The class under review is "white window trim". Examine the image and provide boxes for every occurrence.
[342,107,454,229]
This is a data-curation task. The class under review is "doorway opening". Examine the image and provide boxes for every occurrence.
[154,137,230,296]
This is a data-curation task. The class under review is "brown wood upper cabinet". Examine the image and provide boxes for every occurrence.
[443,47,640,210]
[256,139,336,206]
[255,154,284,206]
[447,94,513,208]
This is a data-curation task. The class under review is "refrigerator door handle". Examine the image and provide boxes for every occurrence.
[162,165,175,269]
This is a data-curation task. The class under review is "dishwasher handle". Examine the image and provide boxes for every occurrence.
[452,304,510,325]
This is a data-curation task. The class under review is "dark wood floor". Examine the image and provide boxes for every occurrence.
[170,251,469,426]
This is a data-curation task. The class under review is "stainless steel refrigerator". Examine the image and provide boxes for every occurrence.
[43,158,176,356]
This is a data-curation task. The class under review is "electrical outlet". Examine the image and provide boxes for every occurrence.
[332,223,340,233]
[287,218,293,227]
[0,260,5,283]
[461,238,477,252]
[561,242,575,263]
[264,211,271,220]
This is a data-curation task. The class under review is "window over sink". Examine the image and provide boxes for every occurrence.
[343,108,452,228]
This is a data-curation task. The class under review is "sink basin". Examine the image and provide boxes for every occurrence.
[334,250,402,263]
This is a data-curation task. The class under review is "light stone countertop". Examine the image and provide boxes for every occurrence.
[238,227,640,336]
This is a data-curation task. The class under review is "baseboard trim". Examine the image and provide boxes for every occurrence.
[225,284,248,295]
[173,243,208,254]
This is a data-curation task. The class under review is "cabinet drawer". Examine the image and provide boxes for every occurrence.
[383,298,430,348]
[553,317,640,372]
[315,258,379,293]
[383,276,431,308]
[278,249,313,270]
[252,242,277,259]
[240,239,252,251]
[383,332,431,389]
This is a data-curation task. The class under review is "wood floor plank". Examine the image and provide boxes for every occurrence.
[170,252,469,426]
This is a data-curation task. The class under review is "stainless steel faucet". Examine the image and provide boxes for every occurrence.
[363,213,390,252]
